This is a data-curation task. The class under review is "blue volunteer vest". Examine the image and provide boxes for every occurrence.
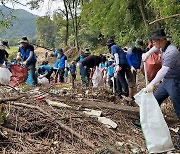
[58,54,66,69]
[19,45,37,65]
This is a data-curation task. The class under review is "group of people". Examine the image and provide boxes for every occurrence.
[1,28,180,148]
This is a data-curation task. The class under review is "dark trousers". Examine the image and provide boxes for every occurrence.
[116,64,129,97]
[154,78,180,118]
[45,69,53,83]
[27,63,37,85]
[55,68,65,83]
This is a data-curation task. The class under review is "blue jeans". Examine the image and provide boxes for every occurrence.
[79,63,86,84]
[79,63,90,86]
[154,78,180,118]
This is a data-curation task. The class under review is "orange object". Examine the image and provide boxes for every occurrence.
[9,65,28,86]
[142,51,162,81]
[37,97,44,101]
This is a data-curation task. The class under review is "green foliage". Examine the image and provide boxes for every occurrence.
[33,0,180,50]
[35,16,55,48]
[6,46,18,60]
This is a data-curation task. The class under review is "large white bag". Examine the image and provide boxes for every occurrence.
[38,76,49,85]
[0,68,12,84]
[134,89,174,153]
[92,66,103,87]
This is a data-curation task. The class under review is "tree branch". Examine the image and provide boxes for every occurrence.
[149,13,180,25]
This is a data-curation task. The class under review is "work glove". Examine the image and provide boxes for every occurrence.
[115,65,121,73]
[114,72,117,78]
[144,83,154,93]
[131,66,136,74]
[22,61,27,66]
[16,56,21,61]
[142,51,151,62]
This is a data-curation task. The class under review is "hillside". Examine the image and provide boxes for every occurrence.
[0,5,38,38]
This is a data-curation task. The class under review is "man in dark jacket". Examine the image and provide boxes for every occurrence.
[106,38,129,98]
[81,54,106,87]
[17,37,37,86]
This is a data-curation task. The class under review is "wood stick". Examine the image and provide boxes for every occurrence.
[149,13,180,25]
[0,126,52,146]
[0,95,25,103]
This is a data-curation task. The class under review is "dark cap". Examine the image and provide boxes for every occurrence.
[106,38,115,46]
[57,48,63,53]
[151,29,169,40]
[2,40,10,49]
[0,40,10,49]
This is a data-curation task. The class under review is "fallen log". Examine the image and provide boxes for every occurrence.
[46,97,178,124]
[11,102,95,149]
[0,95,25,103]
[71,99,179,124]
[73,99,139,114]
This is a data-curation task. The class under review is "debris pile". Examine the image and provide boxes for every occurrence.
[0,84,179,153]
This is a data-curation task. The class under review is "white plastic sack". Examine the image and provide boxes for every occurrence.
[92,66,103,87]
[134,89,174,153]
[38,76,49,85]
[0,68,12,84]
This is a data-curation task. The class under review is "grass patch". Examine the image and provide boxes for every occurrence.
[7,46,18,61]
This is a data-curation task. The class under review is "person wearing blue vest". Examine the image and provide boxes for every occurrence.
[38,61,53,83]
[75,48,90,86]
[70,61,76,87]
[106,38,129,98]
[54,48,67,83]
[16,37,37,86]
[126,39,144,101]
[107,58,116,93]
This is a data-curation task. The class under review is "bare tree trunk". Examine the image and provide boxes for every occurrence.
[68,0,79,51]
[136,0,149,30]
[74,0,79,51]
[63,0,69,46]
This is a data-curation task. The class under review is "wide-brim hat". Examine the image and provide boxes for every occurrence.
[106,38,115,46]
[151,29,169,40]
[84,48,90,54]
[19,37,29,43]
[0,40,10,50]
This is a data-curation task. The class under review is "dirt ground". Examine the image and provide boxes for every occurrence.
[0,74,179,154]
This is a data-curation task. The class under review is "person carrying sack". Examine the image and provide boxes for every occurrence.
[16,37,37,86]
[142,29,180,149]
